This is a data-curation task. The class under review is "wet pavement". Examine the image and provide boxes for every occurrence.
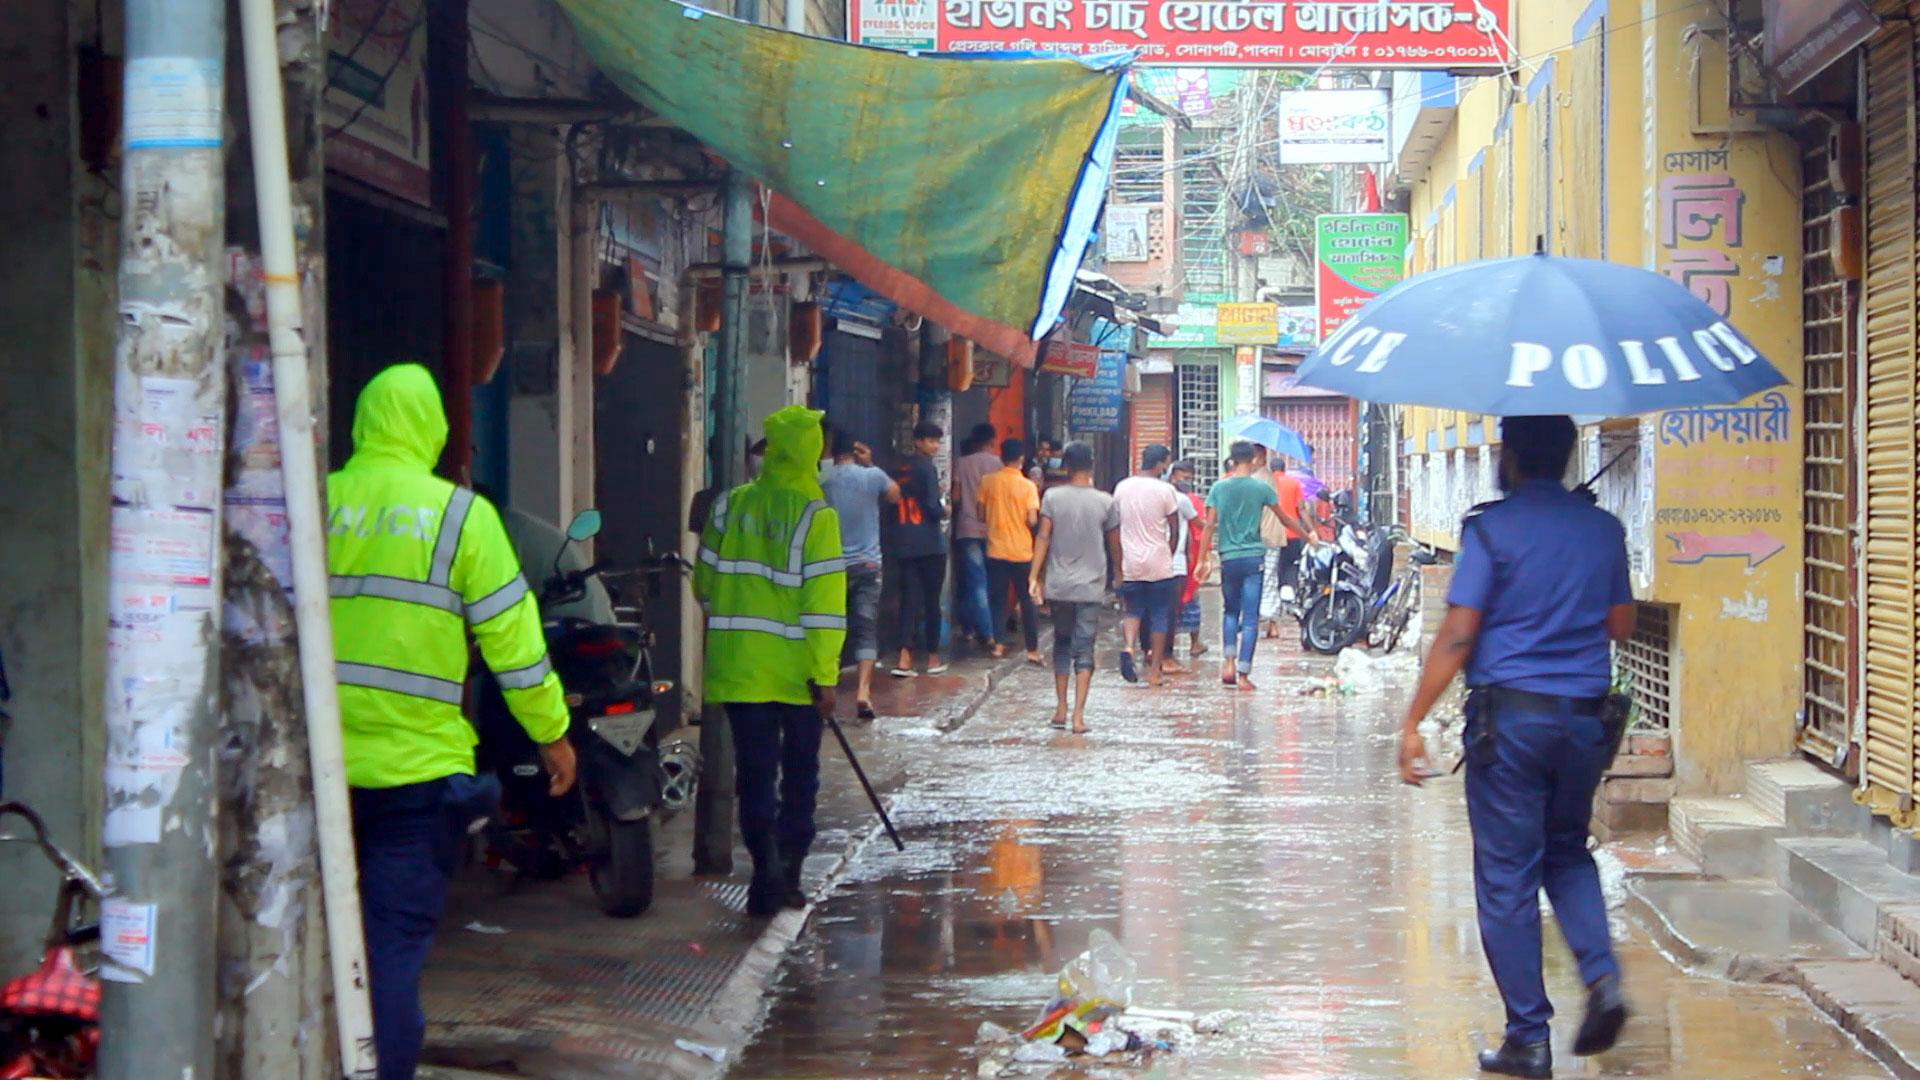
[734,608,1893,1079]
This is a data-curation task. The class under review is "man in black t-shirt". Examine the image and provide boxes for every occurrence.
[890,420,950,676]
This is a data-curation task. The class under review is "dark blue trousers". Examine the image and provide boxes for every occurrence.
[1465,701,1619,1044]
[353,774,496,1080]
[727,702,824,869]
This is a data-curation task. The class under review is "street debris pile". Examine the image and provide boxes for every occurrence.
[1298,646,1418,698]
[971,930,1238,1077]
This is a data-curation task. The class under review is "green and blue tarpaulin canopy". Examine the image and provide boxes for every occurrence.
[559,0,1131,365]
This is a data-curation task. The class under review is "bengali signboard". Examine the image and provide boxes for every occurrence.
[1276,304,1316,349]
[1041,339,1102,378]
[1762,0,1877,94]
[1278,88,1392,164]
[1068,350,1127,433]
[1314,213,1408,343]
[1216,302,1280,346]
[847,0,1514,68]
[325,0,431,206]
[1154,293,1226,348]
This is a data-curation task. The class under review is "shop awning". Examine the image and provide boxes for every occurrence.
[559,0,1130,365]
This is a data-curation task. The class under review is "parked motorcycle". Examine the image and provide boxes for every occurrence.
[476,509,698,918]
[0,802,100,1079]
[1300,499,1438,655]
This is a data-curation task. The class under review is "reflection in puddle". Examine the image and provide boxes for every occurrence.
[736,648,1890,1079]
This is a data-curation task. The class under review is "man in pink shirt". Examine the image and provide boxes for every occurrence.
[1113,445,1195,687]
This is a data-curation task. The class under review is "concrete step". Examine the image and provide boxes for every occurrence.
[1669,795,1784,880]
[1628,876,1865,980]
[1779,837,1920,951]
[1744,757,1863,835]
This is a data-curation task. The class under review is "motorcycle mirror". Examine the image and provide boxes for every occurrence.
[566,509,603,542]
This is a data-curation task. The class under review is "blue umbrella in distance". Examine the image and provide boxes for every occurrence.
[1293,254,1788,415]
[1221,414,1313,463]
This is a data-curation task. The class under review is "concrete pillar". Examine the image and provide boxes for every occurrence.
[505,124,574,525]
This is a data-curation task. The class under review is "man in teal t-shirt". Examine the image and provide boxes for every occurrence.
[1203,440,1308,688]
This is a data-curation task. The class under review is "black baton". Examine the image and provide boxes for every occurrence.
[821,706,906,852]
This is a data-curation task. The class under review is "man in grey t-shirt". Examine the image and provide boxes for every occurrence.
[1030,442,1121,734]
[821,429,899,720]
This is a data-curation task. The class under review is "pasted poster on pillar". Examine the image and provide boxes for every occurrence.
[1314,213,1408,343]
[1105,205,1152,262]
[325,0,432,207]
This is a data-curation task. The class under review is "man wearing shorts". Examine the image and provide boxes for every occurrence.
[1030,442,1120,733]
[820,428,899,720]
[1112,445,1194,688]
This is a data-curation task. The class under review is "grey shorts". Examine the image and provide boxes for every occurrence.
[1049,600,1100,674]
[847,563,882,661]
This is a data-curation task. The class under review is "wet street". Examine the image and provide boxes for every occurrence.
[734,617,1890,1079]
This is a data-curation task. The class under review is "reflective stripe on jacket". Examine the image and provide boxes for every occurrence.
[694,406,847,705]
[327,364,569,788]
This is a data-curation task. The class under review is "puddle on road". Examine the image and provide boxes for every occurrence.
[735,644,1890,1079]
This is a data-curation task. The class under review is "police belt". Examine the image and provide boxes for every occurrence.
[1474,686,1607,717]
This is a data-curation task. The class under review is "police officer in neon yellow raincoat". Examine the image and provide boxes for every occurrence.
[327,363,574,1080]
[695,405,847,917]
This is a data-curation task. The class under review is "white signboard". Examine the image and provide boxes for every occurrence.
[1105,206,1152,263]
[1278,88,1392,165]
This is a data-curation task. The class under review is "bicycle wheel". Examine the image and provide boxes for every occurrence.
[1381,572,1422,654]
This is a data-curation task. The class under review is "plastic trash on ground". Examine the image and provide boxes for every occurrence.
[969,932,1237,1076]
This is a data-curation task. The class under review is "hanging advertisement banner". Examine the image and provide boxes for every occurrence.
[325,0,432,206]
[1105,205,1153,262]
[1216,302,1280,346]
[1275,304,1316,349]
[1153,293,1226,348]
[1278,88,1393,164]
[847,0,1513,68]
[1068,350,1127,433]
[1041,339,1102,378]
[1314,213,1408,343]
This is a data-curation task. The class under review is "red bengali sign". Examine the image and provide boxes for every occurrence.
[847,0,1513,68]
[1040,339,1102,378]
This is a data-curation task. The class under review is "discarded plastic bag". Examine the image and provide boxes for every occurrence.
[1057,928,1136,1008]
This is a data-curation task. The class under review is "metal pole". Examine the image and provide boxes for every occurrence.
[436,0,476,482]
[716,169,753,488]
[101,0,225,1074]
[234,0,379,1073]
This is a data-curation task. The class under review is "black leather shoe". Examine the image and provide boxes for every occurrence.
[1574,973,1628,1056]
[780,851,810,909]
[745,877,784,918]
[1478,1038,1551,1079]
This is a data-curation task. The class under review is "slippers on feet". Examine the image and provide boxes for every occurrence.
[1119,651,1138,684]
[857,702,877,721]
[927,663,950,675]
[1049,716,1068,730]
[890,667,918,679]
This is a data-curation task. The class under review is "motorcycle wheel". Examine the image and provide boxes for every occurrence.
[590,818,655,918]
[1304,591,1367,654]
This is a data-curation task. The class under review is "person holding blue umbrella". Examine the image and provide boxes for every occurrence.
[1298,253,1790,1078]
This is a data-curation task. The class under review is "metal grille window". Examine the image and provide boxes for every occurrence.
[1615,603,1676,731]
[1113,128,1166,205]
[1177,361,1222,489]
[1798,133,1856,768]
[1178,129,1228,292]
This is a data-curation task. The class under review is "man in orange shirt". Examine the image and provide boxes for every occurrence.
[978,438,1043,663]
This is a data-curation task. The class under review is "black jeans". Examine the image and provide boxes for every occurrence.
[726,702,825,874]
[352,774,496,1080]
[987,557,1039,651]
[896,553,947,654]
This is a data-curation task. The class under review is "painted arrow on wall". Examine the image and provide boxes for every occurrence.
[1666,529,1785,568]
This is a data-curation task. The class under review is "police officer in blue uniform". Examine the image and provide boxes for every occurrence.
[1398,415,1635,1079]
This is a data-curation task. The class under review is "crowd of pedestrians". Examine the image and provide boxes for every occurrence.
[812,416,1332,731]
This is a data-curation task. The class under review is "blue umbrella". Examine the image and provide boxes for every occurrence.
[1221,415,1313,463]
[1294,254,1788,415]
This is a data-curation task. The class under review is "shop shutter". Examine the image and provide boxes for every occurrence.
[1263,399,1355,492]
[1859,14,1918,823]
[1799,132,1860,767]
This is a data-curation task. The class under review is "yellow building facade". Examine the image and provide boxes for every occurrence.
[1395,0,1806,794]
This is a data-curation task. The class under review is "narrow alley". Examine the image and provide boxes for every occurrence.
[736,628,1891,1079]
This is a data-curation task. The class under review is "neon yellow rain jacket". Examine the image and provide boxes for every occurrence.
[327,364,569,788]
[695,406,847,705]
